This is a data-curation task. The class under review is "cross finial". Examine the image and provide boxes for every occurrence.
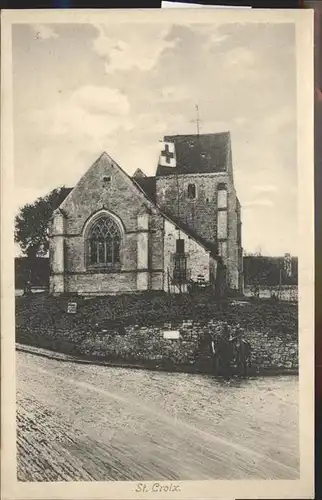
[190,104,201,136]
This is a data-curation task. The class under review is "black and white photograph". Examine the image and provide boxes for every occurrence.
[1,7,314,500]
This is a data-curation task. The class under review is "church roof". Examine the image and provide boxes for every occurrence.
[134,176,156,203]
[156,132,232,177]
[133,168,147,179]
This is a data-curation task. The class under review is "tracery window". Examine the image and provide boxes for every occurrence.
[87,216,121,267]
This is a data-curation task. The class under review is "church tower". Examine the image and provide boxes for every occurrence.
[155,132,243,292]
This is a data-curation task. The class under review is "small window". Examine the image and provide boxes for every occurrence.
[176,238,185,254]
[187,183,196,199]
[102,176,111,187]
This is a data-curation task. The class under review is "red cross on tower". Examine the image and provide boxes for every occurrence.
[161,143,174,164]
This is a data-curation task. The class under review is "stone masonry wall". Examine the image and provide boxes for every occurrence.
[51,153,166,295]
[156,173,241,290]
[18,314,298,375]
[156,173,228,248]
[17,292,298,375]
[77,319,298,373]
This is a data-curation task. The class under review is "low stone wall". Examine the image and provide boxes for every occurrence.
[16,295,298,375]
[79,320,202,368]
[77,319,298,374]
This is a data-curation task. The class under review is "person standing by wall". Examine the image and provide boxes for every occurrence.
[211,322,233,380]
[231,324,252,377]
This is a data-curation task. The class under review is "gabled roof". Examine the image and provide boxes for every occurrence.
[156,132,232,177]
[133,168,147,179]
[59,152,158,215]
[58,152,219,259]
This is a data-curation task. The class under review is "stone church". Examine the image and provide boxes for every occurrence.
[49,132,243,296]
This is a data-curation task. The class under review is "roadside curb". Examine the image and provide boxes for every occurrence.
[15,343,148,371]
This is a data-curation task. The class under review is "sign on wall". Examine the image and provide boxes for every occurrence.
[67,302,77,314]
[163,330,180,340]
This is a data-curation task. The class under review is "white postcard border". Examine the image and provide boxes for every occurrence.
[0,8,314,500]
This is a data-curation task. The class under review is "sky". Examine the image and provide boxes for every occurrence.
[12,20,297,257]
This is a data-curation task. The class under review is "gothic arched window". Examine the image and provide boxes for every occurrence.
[87,216,121,268]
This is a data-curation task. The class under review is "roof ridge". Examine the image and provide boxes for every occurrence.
[165,131,230,138]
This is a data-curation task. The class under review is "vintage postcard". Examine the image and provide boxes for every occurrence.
[1,7,314,500]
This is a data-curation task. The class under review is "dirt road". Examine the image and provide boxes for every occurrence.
[16,351,299,482]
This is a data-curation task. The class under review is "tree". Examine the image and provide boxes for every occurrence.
[15,187,72,259]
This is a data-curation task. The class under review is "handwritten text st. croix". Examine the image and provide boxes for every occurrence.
[135,483,181,493]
